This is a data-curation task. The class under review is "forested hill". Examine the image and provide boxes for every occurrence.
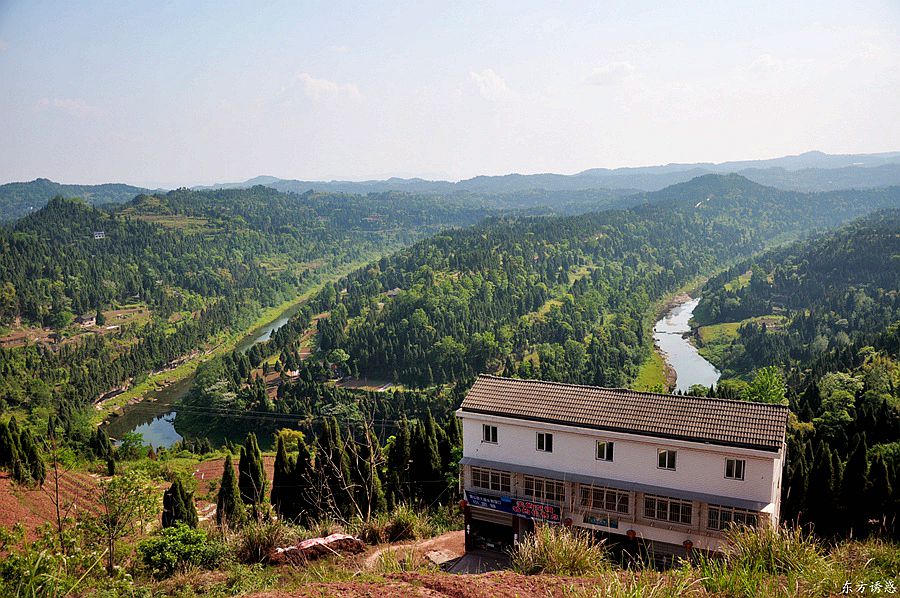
[296,175,900,389]
[0,185,507,412]
[0,178,150,221]
[693,209,900,379]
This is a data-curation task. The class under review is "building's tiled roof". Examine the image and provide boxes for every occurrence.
[460,375,789,452]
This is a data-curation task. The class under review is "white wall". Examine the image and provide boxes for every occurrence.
[459,412,782,506]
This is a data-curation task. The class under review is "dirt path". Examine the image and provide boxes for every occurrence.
[363,530,465,569]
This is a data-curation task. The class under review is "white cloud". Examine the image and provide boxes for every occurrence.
[585,61,636,86]
[469,68,514,102]
[296,72,360,99]
[34,97,97,117]
[328,45,351,54]
[0,39,8,52]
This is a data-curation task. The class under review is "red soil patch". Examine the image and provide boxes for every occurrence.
[192,455,276,514]
[249,571,625,597]
[0,470,102,538]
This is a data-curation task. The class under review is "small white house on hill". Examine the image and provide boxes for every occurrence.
[456,375,789,559]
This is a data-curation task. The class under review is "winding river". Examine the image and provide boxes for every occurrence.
[653,296,720,392]
[105,302,305,448]
[109,294,720,447]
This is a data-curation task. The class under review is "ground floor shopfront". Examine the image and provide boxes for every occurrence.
[459,462,771,564]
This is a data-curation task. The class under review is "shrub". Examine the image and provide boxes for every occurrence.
[371,546,437,574]
[509,524,609,576]
[355,504,424,544]
[138,523,227,578]
[235,519,286,563]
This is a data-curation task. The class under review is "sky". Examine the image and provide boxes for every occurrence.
[0,1,898,188]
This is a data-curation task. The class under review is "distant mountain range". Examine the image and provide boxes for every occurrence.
[3,150,899,221]
[0,178,151,221]
[195,150,900,195]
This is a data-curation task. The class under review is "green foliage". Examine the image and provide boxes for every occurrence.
[162,478,199,529]
[509,524,610,576]
[138,523,226,578]
[238,432,265,506]
[743,366,787,405]
[216,453,244,527]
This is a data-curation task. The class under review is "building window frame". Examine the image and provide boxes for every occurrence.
[707,504,759,531]
[470,467,511,494]
[523,474,565,504]
[536,432,554,453]
[482,424,498,444]
[643,493,693,525]
[580,485,629,514]
[657,449,677,471]
[596,440,614,462]
[724,458,745,481]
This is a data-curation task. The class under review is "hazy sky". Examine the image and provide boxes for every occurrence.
[1,1,898,187]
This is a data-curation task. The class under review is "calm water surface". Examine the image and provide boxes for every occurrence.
[107,302,304,448]
[653,297,720,392]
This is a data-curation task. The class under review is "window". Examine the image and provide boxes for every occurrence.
[471,467,511,494]
[536,432,553,453]
[580,485,629,514]
[657,449,677,470]
[707,505,759,531]
[596,441,614,462]
[482,424,498,444]
[523,475,565,503]
[643,494,692,525]
[725,458,745,481]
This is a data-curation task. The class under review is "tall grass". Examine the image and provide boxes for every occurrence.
[351,503,461,544]
[510,524,610,576]
[692,524,840,597]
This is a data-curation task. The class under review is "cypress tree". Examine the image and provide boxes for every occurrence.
[410,419,441,505]
[867,454,893,534]
[163,479,198,528]
[316,418,353,518]
[842,434,870,535]
[271,436,291,516]
[285,434,315,524]
[238,433,265,505]
[349,426,386,519]
[807,442,838,535]
[216,453,243,526]
[0,421,17,468]
[385,418,411,507]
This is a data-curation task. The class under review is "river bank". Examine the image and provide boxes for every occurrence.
[652,296,720,393]
[100,258,376,439]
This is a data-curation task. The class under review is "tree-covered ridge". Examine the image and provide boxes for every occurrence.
[0,185,503,415]
[304,176,900,388]
[694,209,900,378]
[0,178,151,221]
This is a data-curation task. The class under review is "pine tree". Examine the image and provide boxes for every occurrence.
[238,433,265,506]
[216,453,243,526]
[163,479,198,528]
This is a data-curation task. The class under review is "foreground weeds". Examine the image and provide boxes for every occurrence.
[510,524,611,576]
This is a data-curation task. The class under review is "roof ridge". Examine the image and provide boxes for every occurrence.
[476,374,789,411]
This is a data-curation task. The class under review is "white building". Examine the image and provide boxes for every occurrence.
[456,375,789,558]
